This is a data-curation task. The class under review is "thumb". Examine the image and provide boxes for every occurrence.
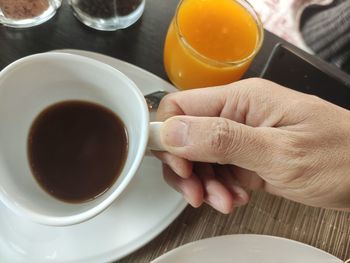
[160,116,279,171]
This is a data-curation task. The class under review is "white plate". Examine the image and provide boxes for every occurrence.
[152,234,342,263]
[0,50,187,263]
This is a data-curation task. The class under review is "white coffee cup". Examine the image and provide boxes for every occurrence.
[0,53,165,226]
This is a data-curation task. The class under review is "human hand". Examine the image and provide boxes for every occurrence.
[155,78,350,213]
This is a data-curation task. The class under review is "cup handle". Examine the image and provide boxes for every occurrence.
[148,121,165,151]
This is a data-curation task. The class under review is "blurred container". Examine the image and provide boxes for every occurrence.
[0,0,62,28]
[69,0,145,31]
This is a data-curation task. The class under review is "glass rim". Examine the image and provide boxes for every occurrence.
[174,0,264,67]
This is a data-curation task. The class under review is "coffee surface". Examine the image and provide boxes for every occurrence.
[28,101,128,203]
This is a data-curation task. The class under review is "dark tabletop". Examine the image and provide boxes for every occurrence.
[0,0,281,77]
[1,0,349,262]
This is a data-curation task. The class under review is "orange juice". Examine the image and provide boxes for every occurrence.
[163,0,263,90]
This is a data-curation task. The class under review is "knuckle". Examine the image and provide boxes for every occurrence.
[209,119,238,161]
[156,92,180,121]
[246,77,272,88]
[246,77,263,84]
[158,92,175,109]
[241,78,276,98]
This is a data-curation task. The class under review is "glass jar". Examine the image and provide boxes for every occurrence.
[163,0,263,90]
[0,0,62,28]
[69,0,145,31]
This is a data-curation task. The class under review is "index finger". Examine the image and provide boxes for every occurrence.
[157,78,309,127]
[156,84,229,121]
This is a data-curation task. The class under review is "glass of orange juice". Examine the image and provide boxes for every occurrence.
[163,0,264,90]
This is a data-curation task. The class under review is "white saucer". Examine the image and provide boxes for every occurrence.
[0,50,186,262]
[152,234,342,263]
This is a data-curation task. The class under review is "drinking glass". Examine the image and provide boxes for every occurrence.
[69,0,145,31]
[163,0,264,90]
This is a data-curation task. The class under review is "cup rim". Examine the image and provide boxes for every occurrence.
[0,52,149,226]
[173,0,264,67]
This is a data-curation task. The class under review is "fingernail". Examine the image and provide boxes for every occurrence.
[206,194,230,213]
[232,187,249,207]
[234,195,247,207]
[162,118,188,147]
[185,196,199,208]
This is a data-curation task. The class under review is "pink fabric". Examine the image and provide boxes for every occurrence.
[247,0,333,52]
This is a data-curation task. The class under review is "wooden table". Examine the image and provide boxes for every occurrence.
[0,1,349,262]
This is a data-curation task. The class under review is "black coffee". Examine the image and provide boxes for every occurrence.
[28,101,128,203]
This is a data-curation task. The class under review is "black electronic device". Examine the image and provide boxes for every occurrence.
[261,43,350,109]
